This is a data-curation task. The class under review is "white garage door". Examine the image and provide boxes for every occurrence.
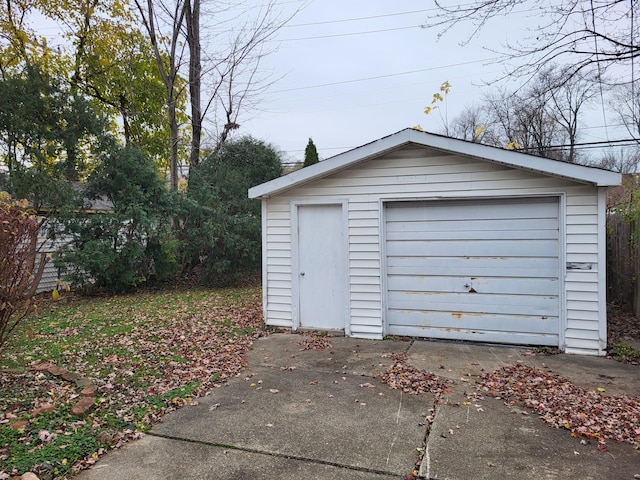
[385,198,560,346]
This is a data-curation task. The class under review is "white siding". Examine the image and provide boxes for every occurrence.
[264,199,293,328]
[261,145,606,354]
[36,220,72,294]
[347,200,381,337]
[564,190,604,354]
[37,236,59,294]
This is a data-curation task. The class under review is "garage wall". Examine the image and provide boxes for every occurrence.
[261,145,605,353]
[564,190,605,354]
[262,198,294,327]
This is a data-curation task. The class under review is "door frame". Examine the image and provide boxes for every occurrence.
[291,199,350,334]
[379,193,566,348]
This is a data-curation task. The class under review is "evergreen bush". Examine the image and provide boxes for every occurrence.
[181,136,282,285]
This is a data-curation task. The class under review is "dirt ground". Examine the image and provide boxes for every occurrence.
[607,305,640,363]
[608,307,640,342]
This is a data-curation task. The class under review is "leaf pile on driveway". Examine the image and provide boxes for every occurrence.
[377,353,452,396]
[297,334,332,351]
[0,287,265,479]
[478,364,640,449]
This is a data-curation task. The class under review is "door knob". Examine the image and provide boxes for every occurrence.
[300,272,305,276]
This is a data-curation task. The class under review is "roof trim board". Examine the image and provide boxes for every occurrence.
[249,129,621,199]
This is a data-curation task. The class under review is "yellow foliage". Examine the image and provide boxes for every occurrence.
[412,125,424,131]
[423,81,451,117]
[505,141,521,150]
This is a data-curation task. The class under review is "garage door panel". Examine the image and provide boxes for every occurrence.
[387,292,558,316]
[387,228,558,241]
[391,310,558,334]
[386,217,559,233]
[388,325,558,346]
[388,275,558,296]
[385,198,560,346]
[387,256,559,278]
[387,239,558,258]
[387,265,559,278]
[387,200,557,222]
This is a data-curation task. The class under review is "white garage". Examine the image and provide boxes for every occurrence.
[249,129,621,355]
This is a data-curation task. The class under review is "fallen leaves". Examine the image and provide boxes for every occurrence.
[297,334,332,351]
[478,364,640,449]
[608,306,640,345]
[0,287,266,478]
[377,353,452,396]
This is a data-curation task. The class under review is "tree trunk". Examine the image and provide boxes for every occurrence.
[168,85,179,191]
[186,0,202,168]
[135,0,187,190]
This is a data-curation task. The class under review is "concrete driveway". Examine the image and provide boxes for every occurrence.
[75,334,640,479]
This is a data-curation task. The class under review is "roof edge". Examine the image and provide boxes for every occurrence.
[249,129,621,199]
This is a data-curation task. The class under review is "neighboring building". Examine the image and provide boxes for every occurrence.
[249,129,621,356]
[36,193,113,293]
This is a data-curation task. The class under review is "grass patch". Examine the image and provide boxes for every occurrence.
[0,286,265,478]
[610,341,640,363]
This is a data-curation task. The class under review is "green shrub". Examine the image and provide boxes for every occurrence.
[181,136,282,286]
[56,144,178,292]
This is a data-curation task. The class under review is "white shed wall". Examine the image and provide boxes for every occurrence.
[263,199,294,327]
[262,146,606,354]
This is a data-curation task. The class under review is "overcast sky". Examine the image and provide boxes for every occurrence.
[34,0,631,165]
[236,0,629,164]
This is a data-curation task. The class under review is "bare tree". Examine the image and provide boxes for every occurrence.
[134,0,187,191]
[209,16,280,151]
[447,67,595,162]
[135,0,295,189]
[482,86,566,158]
[425,1,639,83]
[613,82,640,140]
[593,148,640,173]
[542,67,597,162]
[447,103,498,144]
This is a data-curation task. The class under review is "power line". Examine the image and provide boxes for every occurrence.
[284,8,435,27]
[275,4,544,42]
[511,138,639,152]
[270,57,499,93]
[274,24,421,41]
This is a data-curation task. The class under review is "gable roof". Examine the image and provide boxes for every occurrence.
[249,129,621,199]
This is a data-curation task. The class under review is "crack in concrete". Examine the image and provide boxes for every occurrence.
[147,431,407,478]
[418,404,436,480]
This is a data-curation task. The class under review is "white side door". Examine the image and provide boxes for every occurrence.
[297,204,346,330]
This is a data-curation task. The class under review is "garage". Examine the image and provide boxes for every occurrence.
[249,128,621,355]
[385,197,560,345]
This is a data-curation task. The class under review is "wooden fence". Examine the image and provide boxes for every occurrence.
[607,214,640,314]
